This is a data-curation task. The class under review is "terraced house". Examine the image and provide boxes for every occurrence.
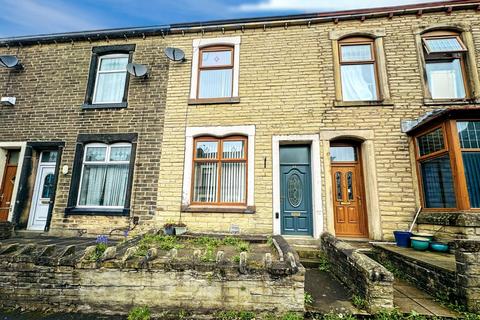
[0,0,480,244]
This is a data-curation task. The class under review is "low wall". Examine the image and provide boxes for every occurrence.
[0,222,12,240]
[320,232,394,313]
[456,239,480,312]
[0,235,304,316]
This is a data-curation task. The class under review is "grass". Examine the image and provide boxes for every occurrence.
[86,243,107,261]
[135,234,184,256]
[318,253,331,272]
[351,294,368,310]
[127,306,151,320]
[304,292,314,306]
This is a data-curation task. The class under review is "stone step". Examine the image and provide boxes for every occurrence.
[300,258,321,269]
[294,246,322,260]
[284,236,321,248]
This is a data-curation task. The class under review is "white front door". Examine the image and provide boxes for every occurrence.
[28,152,57,231]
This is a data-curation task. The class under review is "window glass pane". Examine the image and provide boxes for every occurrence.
[196,141,218,159]
[110,146,131,162]
[198,69,233,98]
[41,174,55,198]
[335,172,343,201]
[420,155,456,208]
[7,150,20,165]
[341,64,377,101]
[94,72,127,103]
[462,152,480,208]
[457,121,480,149]
[79,164,129,207]
[220,162,246,203]
[223,141,245,159]
[193,162,218,203]
[417,128,445,157]
[341,44,372,61]
[99,57,128,71]
[85,146,106,162]
[426,59,466,99]
[330,146,356,162]
[201,50,232,67]
[347,172,354,201]
[41,151,58,163]
[424,37,464,53]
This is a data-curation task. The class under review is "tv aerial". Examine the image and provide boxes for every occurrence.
[164,47,186,62]
[0,55,23,70]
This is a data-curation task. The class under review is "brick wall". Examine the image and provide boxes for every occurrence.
[0,38,169,235]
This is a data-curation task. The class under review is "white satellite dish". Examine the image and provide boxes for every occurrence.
[0,55,23,70]
[126,63,149,78]
[164,47,186,62]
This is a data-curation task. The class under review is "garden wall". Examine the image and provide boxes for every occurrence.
[320,232,394,312]
[0,222,12,239]
[0,235,304,316]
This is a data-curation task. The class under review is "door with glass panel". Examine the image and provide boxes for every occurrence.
[0,150,20,221]
[280,145,313,236]
[330,143,368,238]
[27,151,57,231]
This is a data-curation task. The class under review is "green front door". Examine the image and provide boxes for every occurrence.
[280,145,313,236]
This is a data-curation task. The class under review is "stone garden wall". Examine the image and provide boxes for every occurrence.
[0,235,304,316]
[455,240,480,312]
[321,232,394,312]
[0,222,12,240]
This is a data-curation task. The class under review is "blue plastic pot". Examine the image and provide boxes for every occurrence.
[411,237,430,251]
[393,231,412,248]
[430,242,449,252]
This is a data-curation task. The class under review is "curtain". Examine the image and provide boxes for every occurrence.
[420,155,456,208]
[199,69,232,98]
[341,64,377,101]
[193,162,218,202]
[94,72,127,103]
[79,164,129,206]
[462,152,480,208]
[426,60,465,99]
[221,162,246,203]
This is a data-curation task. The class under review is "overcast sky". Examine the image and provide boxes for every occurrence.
[0,0,444,38]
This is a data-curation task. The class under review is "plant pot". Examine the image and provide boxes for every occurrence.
[411,237,430,251]
[412,232,434,241]
[174,226,187,235]
[430,242,449,253]
[393,231,412,248]
[164,226,174,235]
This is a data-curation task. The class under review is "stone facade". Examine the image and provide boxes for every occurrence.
[0,235,304,315]
[0,3,479,240]
[456,239,480,312]
[321,232,394,312]
[0,38,169,236]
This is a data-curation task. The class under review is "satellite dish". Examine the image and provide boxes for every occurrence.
[126,63,148,78]
[0,55,23,70]
[164,47,186,62]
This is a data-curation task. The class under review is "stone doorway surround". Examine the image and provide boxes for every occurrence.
[0,142,27,223]
[320,130,382,240]
[272,135,323,239]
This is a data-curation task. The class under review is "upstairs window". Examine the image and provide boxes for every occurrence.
[422,31,468,100]
[93,54,129,104]
[339,37,378,101]
[198,46,234,99]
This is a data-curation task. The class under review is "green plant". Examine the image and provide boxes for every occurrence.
[351,294,368,310]
[232,255,241,263]
[322,312,356,320]
[281,312,303,320]
[236,241,250,252]
[136,234,183,256]
[201,246,216,262]
[318,253,330,272]
[216,310,256,320]
[304,291,314,306]
[178,309,189,319]
[405,311,427,320]
[373,308,404,320]
[128,306,151,320]
[266,235,274,247]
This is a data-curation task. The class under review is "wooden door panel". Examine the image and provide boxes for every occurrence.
[0,165,17,221]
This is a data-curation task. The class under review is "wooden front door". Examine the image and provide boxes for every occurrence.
[331,144,368,238]
[0,150,20,221]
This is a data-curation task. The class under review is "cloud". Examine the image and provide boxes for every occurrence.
[237,0,445,12]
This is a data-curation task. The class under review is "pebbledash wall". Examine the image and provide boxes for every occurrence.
[0,37,169,236]
[155,4,480,240]
[1,2,480,240]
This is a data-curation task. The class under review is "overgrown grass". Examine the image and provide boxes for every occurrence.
[304,292,314,306]
[127,306,151,320]
[351,294,368,310]
[318,253,331,272]
[136,234,184,256]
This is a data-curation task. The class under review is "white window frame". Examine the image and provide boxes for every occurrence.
[182,125,255,208]
[92,53,129,104]
[77,142,132,209]
[190,36,241,100]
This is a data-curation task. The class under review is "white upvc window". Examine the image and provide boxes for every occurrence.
[77,142,132,208]
[190,36,241,100]
[93,54,129,104]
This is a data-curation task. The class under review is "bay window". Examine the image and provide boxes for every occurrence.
[192,136,247,205]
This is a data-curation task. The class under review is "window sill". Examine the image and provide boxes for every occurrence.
[82,102,128,109]
[417,210,480,227]
[64,207,130,217]
[423,98,479,106]
[181,205,255,214]
[334,99,393,107]
[188,97,240,105]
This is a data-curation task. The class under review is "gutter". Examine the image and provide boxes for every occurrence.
[0,0,478,47]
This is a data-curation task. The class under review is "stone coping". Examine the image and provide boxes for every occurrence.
[417,211,480,227]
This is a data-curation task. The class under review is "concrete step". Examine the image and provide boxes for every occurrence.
[300,258,321,268]
[294,246,322,260]
[284,236,321,248]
